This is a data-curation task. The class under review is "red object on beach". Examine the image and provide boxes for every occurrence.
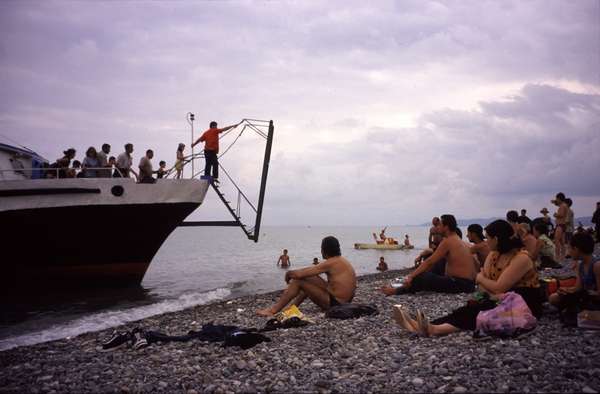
[545,277,577,297]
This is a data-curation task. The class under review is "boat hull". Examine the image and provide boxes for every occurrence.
[354,243,414,250]
[0,178,208,290]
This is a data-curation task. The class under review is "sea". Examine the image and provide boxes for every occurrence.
[0,225,429,351]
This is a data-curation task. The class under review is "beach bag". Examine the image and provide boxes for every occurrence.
[474,292,537,338]
[325,303,378,319]
[578,310,600,330]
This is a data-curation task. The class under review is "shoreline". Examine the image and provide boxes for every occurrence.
[1,268,599,393]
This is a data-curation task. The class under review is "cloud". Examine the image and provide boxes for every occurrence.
[1,1,599,224]
[263,83,600,224]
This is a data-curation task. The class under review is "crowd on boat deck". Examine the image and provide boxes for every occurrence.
[43,121,240,183]
[256,193,599,336]
[43,143,173,183]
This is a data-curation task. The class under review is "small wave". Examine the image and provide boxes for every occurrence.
[0,287,231,352]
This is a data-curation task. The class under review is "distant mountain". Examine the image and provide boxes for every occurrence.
[419,218,501,227]
[575,217,594,227]
[419,216,594,227]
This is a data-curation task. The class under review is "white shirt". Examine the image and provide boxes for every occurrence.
[116,152,132,169]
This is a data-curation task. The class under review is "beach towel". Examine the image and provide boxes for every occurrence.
[325,303,378,319]
[474,292,537,338]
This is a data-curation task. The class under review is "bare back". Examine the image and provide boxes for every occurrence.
[445,234,477,280]
[556,203,568,225]
[471,241,490,266]
[322,256,357,302]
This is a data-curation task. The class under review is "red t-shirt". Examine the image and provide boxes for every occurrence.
[199,127,223,152]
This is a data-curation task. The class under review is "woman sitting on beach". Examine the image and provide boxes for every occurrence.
[393,220,543,336]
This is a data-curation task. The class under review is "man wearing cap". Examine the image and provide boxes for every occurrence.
[552,192,569,260]
[466,224,489,269]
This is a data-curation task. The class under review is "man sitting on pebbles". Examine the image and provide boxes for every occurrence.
[256,236,357,317]
[381,214,476,295]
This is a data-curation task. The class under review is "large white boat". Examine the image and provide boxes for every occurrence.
[0,142,209,289]
[0,119,274,291]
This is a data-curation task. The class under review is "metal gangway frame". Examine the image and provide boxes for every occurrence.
[177,118,274,243]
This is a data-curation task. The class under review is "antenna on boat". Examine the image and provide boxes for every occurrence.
[187,112,195,177]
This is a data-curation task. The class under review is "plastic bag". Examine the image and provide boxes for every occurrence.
[474,291,537,338]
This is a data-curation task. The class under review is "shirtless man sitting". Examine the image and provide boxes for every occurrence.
[257,236,357,316]
[381,214,476,295]
[467,224,490,268]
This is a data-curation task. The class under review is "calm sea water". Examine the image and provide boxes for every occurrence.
[0,225,428,351]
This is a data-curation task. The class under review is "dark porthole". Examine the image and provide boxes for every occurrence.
[111,185,124,197]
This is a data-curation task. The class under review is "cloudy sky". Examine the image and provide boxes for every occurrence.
[1,0,599,225]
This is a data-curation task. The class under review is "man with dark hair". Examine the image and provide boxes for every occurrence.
[593,202,600,243]
[115,143,138,179]
[257,236,357,316]
[518,209,532,224]
[191,120,238,184]
[381,214,476,295]
[506,210,520,235]
[97,143,111,177]
[467,224,489,268]
[138,149,155,183]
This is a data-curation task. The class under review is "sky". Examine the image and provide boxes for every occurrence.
[1,0,599,226]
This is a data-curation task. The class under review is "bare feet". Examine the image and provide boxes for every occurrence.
[256,308,276,317]
[416,310,430,337]
[392,305,417,332]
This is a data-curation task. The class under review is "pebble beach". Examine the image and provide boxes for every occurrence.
[1,268,599,394]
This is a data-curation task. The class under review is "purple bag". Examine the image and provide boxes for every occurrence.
[475,292,537,338]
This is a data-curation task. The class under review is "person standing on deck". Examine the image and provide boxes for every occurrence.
[191,121,238,184]
[97,143,111,177]
[138,149,155,183]
[115,143,138,180]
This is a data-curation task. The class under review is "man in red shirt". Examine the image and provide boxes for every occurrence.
[192,121,238,183]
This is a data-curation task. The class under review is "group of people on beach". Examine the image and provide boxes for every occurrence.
[46,120,239,183]
[257,193,600,337]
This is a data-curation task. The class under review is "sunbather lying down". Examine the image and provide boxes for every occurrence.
[256,236,357,317]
